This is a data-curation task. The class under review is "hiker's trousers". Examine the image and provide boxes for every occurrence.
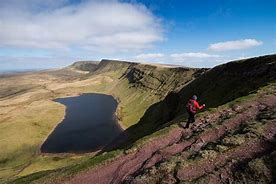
[186,111,195,128]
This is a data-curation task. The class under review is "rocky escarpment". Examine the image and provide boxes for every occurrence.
[119,64,207,97]
[96,59,138,73]
[70,61,99,72]
[70,60,137,73]
[71,59,206,98]
[128,54,276,136]
[177,54,276,108]
[102,54,276,152]
[69,59,206,129]
[69,59,207,130]
[58,94,276,184]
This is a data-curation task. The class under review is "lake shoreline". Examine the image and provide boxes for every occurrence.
[40,93,124,154]
[113,97,127,130]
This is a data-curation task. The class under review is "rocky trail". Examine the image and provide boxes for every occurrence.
[62,95,276,184]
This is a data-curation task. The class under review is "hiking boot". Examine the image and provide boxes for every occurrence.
[179,122,188,128]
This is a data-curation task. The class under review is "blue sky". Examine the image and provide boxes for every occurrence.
[0,0,275,70]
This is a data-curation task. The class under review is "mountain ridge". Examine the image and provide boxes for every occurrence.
[2,54,276,184]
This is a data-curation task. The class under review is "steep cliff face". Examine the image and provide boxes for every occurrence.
[120,64,207,97]
[71,59,205,98]
[70,59,204,127]
[149,54,276,123]
[109,54,276,150]
[96,59,138,73]
[70,60,136,73]
[65,55,276,147]
[176,54,276,109]
[69,55,276,147]
[70,61,99,72]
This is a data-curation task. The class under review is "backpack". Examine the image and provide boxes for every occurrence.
[186,99,196,113]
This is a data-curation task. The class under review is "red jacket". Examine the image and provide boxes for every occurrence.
[187,99,204,113]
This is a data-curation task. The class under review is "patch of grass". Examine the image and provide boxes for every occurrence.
[0,99,69,182]
[8,170,54,184]
[9,150,123,184]
[17,155,87,177]
[233,151,276,183]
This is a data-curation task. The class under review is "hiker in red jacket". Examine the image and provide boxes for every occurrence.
[184,95,205,128]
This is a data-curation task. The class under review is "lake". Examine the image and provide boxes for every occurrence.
[40,93,123,153]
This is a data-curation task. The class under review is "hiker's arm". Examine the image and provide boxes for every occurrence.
[195,101,205,109]
[199,104,205,109]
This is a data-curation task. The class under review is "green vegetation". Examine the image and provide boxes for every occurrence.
[118,54,276,148]
[9,150,123,184]
[125,83,276,184]
[233,151,276,183]
[1,54,275,183]
[0,60,199,183]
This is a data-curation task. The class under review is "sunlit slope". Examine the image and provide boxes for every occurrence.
[0,60,201,183]
[70,59,204,127]
[117,54,276,148]
[9,54,276,184]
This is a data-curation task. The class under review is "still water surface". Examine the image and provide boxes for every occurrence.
[41,93,122,153]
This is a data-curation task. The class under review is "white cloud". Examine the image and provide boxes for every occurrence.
[170,52,220,61]
[0,0,163,53]
[169,52,222,67]
[132,53,166,63]
[131,52,223,67]
[208,39,263,51]
[135,53,164,59]
[0,55,75,70]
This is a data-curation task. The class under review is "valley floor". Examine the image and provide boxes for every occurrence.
[0,68,141,183]
[0,61,184,183]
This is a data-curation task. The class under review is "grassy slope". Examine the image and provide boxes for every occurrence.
[0,71,94,183]
[8,54,276,184]
[9,75,276,184]
[77,60,201,128]
[129,83,276,183]
[117,54,276,149]
[0,61,199,183]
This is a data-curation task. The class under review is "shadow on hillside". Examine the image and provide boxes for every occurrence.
[100,54,276,153]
